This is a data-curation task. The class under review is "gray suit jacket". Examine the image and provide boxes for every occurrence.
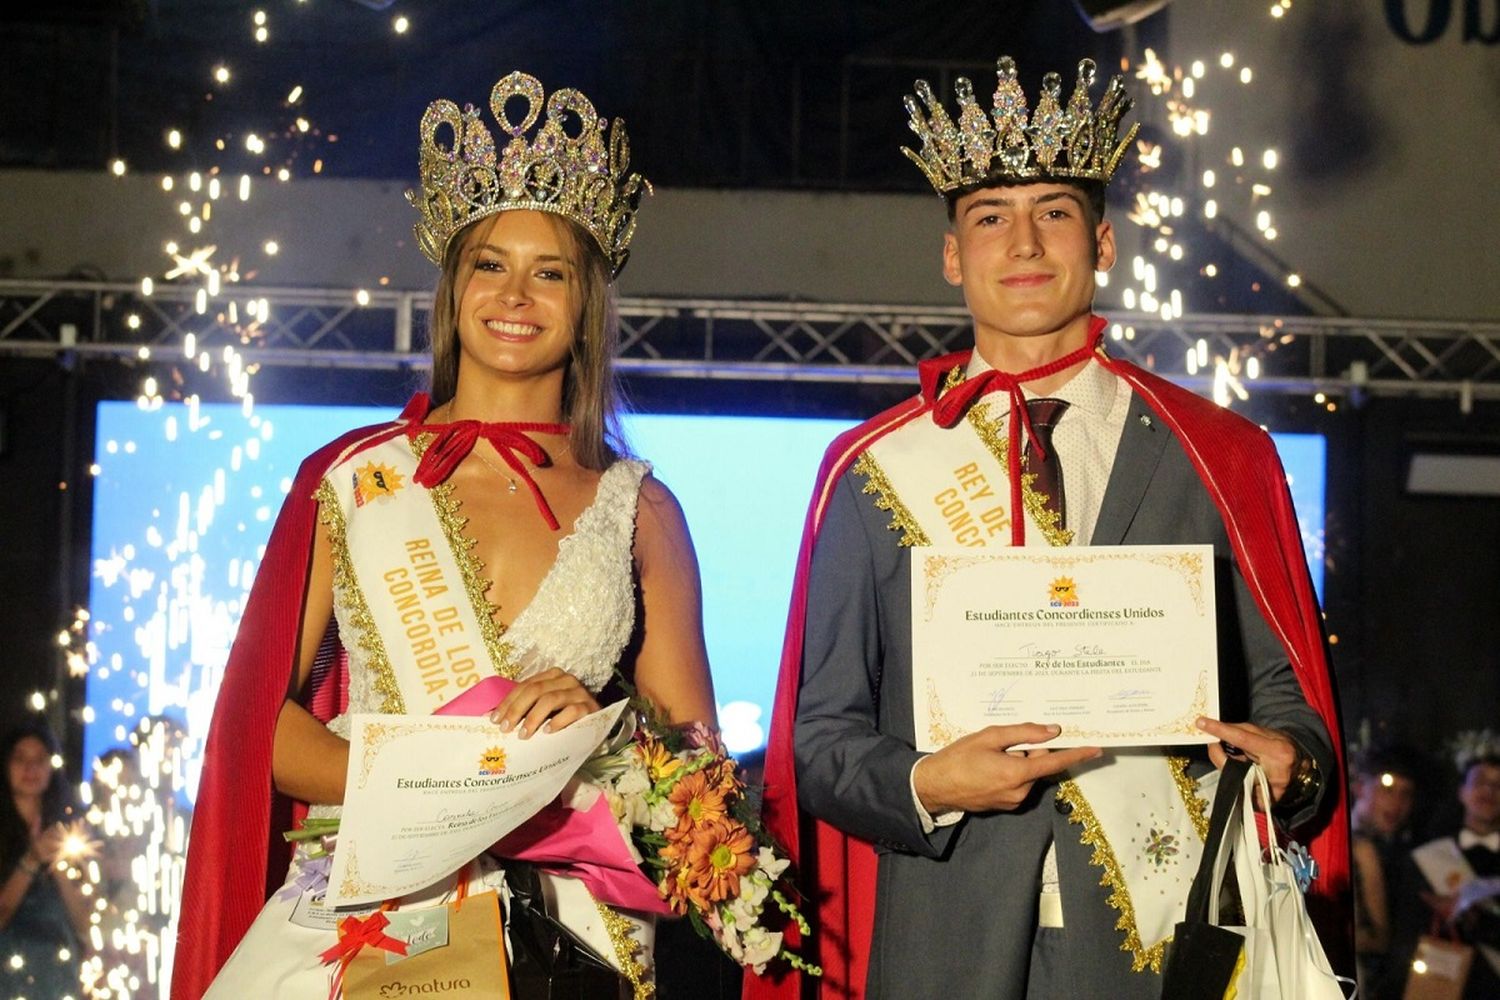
[794,391,1334,999]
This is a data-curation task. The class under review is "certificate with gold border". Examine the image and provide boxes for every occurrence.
[911,544,1218,750]
[326,701,627,907]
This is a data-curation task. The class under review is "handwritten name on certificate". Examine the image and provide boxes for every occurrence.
[912,544,1218,750]
[326,702,627,907]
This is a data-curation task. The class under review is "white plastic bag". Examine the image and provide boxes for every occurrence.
[1205,763,1346,1000]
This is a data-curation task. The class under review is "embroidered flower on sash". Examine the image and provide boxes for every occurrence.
[1143,828,1180,869]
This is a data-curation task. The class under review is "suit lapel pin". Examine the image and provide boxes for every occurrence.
[1139,414,1153,428]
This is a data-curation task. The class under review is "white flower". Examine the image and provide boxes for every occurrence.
[725,872,770,925]
[756,847,790,881]
[725,892,763,927]
[560,777,601,812]
[599,789,644,863]
[614,761,652,798]
[623,790,652,828]
[619,824,643,865]
[740,927,784,974]
[647,797,678,833]
[713,907,749,963]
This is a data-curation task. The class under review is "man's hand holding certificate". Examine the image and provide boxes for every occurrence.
[912,543,1219,750]
[326,701,628,907]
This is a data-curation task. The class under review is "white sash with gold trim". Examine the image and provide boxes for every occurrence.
[857,401,1209,972]
[318,433,512,716]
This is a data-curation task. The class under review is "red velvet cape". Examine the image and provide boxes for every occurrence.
[746,339,1351,999]
[171,404,424,1000]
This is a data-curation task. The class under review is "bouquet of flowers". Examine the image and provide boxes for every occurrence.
[285,680,819,982]
[579,704,820,978]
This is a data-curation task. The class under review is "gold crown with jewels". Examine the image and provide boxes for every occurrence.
[902,56,1138,195]
[407,71,650,275]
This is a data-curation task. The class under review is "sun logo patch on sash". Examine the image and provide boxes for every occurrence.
[353,461,404,506]
[477,747,507,776]
[1048,575,1079,607]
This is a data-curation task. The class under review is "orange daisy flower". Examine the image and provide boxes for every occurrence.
[661,861,698,915]
[683,818,757,907]
[668,769,730,835]
[706,757,746,799]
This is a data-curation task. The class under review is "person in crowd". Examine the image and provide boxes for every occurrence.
[173,70,716,998]
[1350,747,1419,997]
[751,55,1346,999]
[0,718,91,998]
[1398,754,1500,1000]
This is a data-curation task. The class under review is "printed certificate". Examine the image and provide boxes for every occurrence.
[912,544,1218,750]
[326,701,628,906]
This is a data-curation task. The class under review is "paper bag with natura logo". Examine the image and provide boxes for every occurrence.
[342,889,510,999]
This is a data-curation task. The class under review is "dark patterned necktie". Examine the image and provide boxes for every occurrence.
[1023,398,1070,531]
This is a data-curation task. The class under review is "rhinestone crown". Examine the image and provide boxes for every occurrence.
[407,71,650,275]
[902,56,1138,195]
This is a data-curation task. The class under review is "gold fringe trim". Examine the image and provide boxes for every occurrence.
[1054,763,1210,975]
[965,400,1074,548]
[592,897,654,1000]
[315,478,405,714]
[408,434,519,679]
[851,452,930,547]
[1168,755,1211,843]
[1055,779,1167,974]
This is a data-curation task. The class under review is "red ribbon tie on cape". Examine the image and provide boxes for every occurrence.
[927,321,1103,546]
[408,419,571,530]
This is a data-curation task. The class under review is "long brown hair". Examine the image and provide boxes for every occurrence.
[425,212,625,471]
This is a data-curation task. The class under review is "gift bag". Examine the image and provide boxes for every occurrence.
[1401,935,1473,1000]
[1221,764,1345,1000]
[1162,758,1253,1000]
[343,889,510,1000]
[1163,759,1348,1000]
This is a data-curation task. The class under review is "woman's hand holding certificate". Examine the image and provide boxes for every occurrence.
[326,702,628,907]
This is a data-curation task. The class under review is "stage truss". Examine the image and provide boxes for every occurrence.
[1,279,1498,404]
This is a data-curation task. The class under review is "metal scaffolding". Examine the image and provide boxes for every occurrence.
[2,279,1498,403]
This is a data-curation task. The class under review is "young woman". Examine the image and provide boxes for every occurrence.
[0,719,91,997]
[174,72,715,998]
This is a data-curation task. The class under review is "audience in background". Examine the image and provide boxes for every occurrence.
[0,718,91,998]
[1353,748,1420,996]
[1387,751,1500,1000]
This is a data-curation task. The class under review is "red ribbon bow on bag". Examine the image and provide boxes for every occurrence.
[320,910,408,1000]
[320,911,409,966]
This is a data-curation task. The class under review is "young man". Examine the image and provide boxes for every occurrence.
[1401,755,1500,999]
[749,57,1348,999]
